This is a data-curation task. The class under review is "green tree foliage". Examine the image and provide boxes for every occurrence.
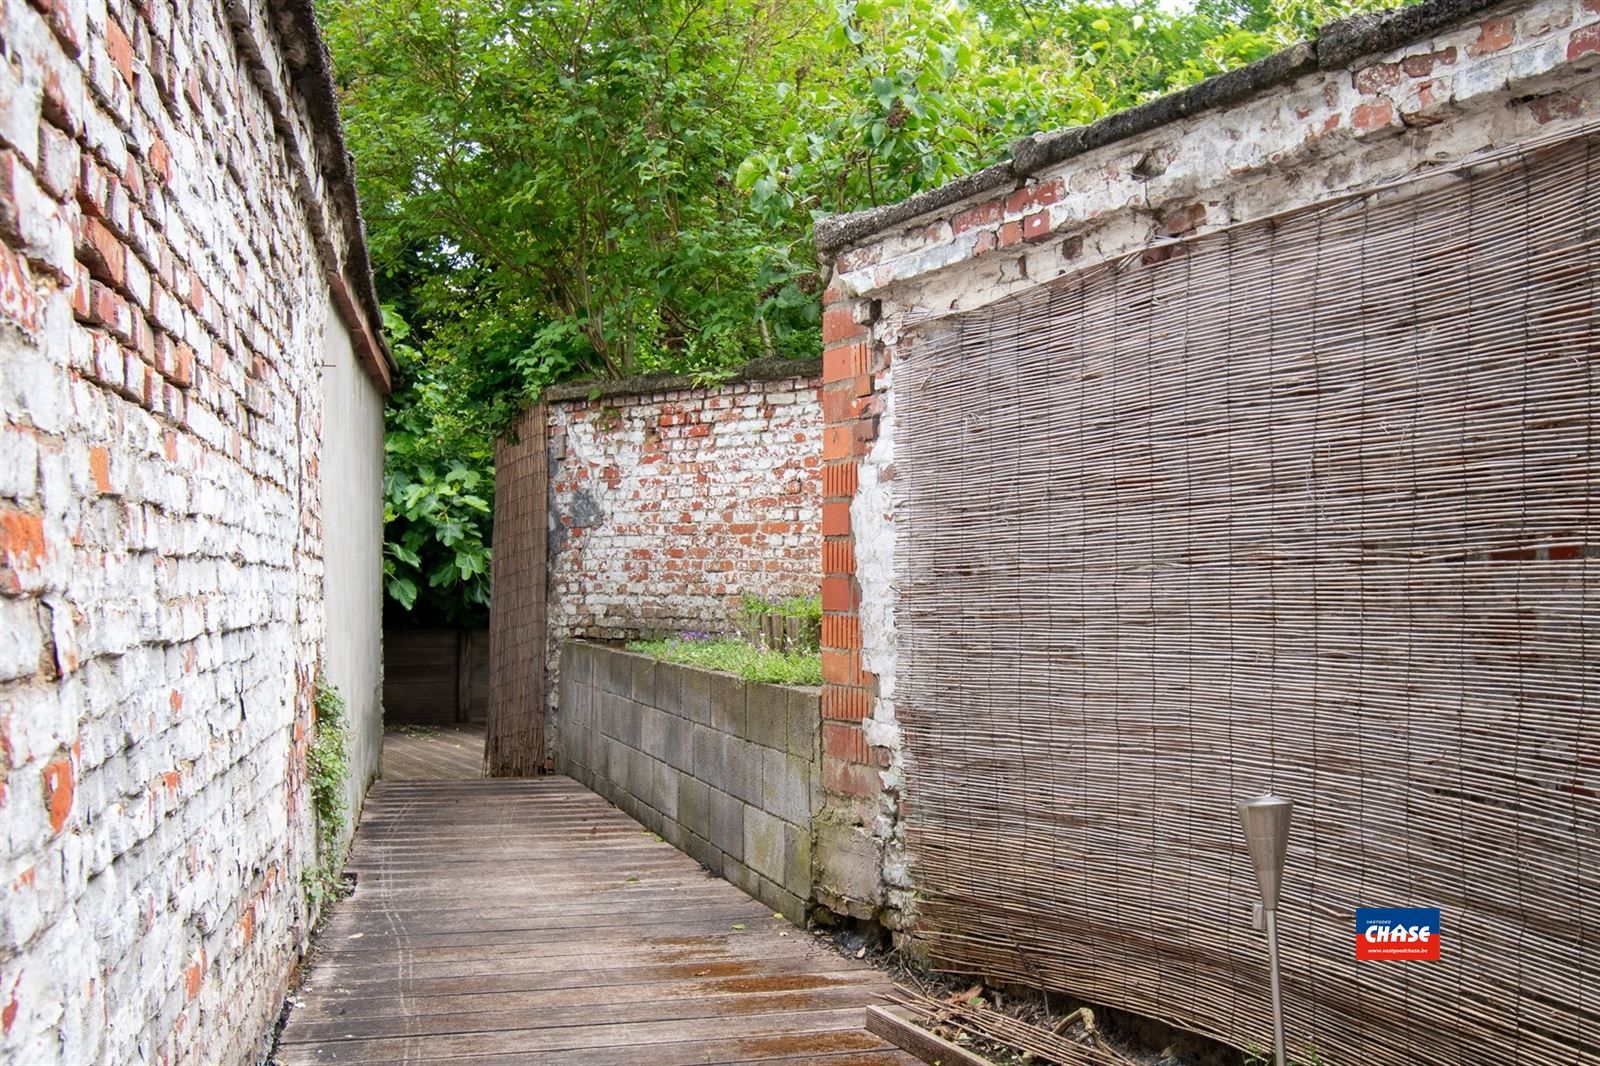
[324,0,823,388]
[380,309,494,626]
[322,0,1400,621]
[735,0,1371,220]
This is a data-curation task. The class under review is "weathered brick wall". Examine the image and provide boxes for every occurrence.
[0,2,388,1063]
[814,0,1600,933]
[543,364,823,752]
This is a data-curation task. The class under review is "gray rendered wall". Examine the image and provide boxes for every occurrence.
[320,295,386,827]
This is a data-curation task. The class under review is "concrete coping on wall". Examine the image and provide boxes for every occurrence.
[543,356,823,404]
[811,0,1509,257]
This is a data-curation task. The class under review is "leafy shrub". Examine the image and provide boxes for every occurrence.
[327,0,1412,623]
[737,592,823,652]
[381,308,495,627]
[627,635,822,686]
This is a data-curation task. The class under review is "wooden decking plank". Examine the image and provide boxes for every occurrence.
[274,762,903,1063]
[342,859,712,877]
[281,983,893,1042]
[343,878,731,894]
[305,936,837,975]
[301,929,832,965]
[294,957,879,1001]
[320,900,765,936]
[288,971,889,1025]
[304,941,840,975]
[319,903,770,931]
[276,1006,876,1062]
[299,920,810,955]
[309,914,782,952]
[866,1005,992,1066]
[378,725,486,782]
[280,1031,917,1066]
[305,921,812,960]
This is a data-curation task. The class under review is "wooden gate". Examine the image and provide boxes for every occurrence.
[382,629,489,725]
[486,403,548,776]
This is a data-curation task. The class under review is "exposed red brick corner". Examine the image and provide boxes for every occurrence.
[819,281,879,803]
[42,757,73,834]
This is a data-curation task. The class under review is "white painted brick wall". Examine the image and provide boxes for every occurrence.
[0,2,382,1063]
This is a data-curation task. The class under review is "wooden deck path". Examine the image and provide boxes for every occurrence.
[380,724,487,781]
[273,776,918,1064]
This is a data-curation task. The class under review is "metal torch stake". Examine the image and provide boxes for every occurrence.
[1238,794,1293,1066]
[1263,907,1286,1066]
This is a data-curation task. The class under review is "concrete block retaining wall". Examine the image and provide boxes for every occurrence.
[557,640,820,922]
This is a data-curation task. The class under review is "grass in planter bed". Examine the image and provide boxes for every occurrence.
[626,636,822,686]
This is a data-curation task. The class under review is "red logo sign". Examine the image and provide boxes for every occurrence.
[1356,908,1440,960]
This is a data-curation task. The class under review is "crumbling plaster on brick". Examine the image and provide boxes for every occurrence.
[850,369,919,928]
[0,0,387,1062]
[854,386,897,763]
[826,0,1600,334]
[542,376,823,758]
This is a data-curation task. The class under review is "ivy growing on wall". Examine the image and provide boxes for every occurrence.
[303,674,352,914]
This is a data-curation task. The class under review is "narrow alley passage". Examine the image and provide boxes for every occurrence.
[272,775,916,1064]
[378,725,488,782]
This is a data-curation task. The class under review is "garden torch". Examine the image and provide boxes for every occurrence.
[1238,793,1293,1066]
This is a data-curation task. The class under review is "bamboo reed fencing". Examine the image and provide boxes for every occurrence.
[894,125,1600,1064]
[487,403,548,776]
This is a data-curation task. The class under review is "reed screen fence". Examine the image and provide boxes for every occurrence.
[487,403,548,776]
[894,126,1599,1063]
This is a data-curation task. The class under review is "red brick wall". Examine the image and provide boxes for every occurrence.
[544,371,823,749]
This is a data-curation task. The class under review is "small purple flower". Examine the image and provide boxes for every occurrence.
[678,630,711,642]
